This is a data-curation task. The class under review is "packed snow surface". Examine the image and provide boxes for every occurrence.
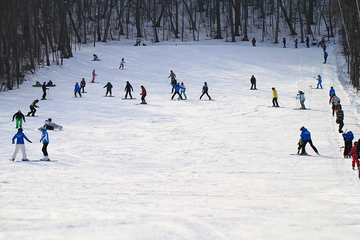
[1,40,360,239]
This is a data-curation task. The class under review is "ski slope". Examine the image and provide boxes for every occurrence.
[1,40,360,239]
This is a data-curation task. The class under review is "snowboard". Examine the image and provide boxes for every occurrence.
[25,115,38,117]
[104,96,115,97]
[121,98,136,100]
[290,153,312,156]
[136,103,148,105]
[11,159,58,162]
[89,82,99,83]
[268,106,283,108]
[41,98,53,100]
[294,108,311,110]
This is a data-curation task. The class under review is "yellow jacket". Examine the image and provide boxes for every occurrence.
[272,89,278,98]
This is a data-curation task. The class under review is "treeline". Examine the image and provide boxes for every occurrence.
[0,0,358,91]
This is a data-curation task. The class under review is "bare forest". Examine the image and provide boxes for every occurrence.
[0,0,359,91]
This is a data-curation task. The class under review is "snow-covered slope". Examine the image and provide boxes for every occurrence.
[1,40,360,239]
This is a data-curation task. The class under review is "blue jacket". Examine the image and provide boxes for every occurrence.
[171,84,184,93]
[317,76,322,83]
[329,87,335,96]
[74,83,81,92]
[40,129,49,143]
[301,128,311,141]
[12,131,31,144]
[324,52,328,58]
[342,131,354,142]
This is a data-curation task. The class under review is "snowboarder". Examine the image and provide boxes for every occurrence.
[91,69,97,83]
[135,38,141,46]
[80,78,86,93]
[294,38,298,48]
[42,82,49,100]
[306,36,310,48]
[282,38,286,48]
[299,126,319,155]
[119,58,125,69]
[250,75,257,90]
[349,142,360,170]
[140,85,147,104]
[171,83,184,100]
[27,99,39,116]
[252,37,256,47]
[124,81,133,99]
[342,131,354,158]
[40,118,63,130]
[104,82,113,96]
[93,54,99,61]
[40,128,50,161]
[336,104,344,133]
[199,82,212,100]
[74,82,82,97]
[272,87,279,107]
[316,75,323,89]
[47,80,55,86]
[180,82,187,99]
[323,51,328,63]
[297,91,306,109]
[12,110,26,128]
[11,128,32,161]
[329,93,340,116]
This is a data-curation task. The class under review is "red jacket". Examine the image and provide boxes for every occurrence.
[348,145,358,160]
[141,87,146,96]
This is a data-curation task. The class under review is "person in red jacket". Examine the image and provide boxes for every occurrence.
[348,141,360,170]
[140,85,147,104]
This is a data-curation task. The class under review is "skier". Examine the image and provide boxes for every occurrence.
[80,78,86,93]
[297,91,306,109]
[40,128,50,161]
[93,54,99,61]
[342,131,354,158]
[299,126,319,155]
[104,82,113,96]
[282,38,286,48]
[171,83,184,100]
[306,36,310,48]
[349,142,360,170]
[91,69,97,83]
[27,99,40,116]
[42,82,49,100]
[324,51,328,63]
[316,75,323,89]
[12,110,26,128]
[336,104,344,133]
[180,82,187,100]
[252,37,256,47]
[329,93,340,116]
[329,86,335,102]
[199,82,212,100]
[74,82,82,97]
[124,81,133,99]
[140,85,147,104]
[119,58,125,69]
[250,75,257,90]
[294,38,298,48]
[168,70,177,93]
[272,87,279,107]
[135,38,141,46]
[11,128,32,161]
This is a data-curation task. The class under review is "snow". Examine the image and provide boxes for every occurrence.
[1,40,360,239]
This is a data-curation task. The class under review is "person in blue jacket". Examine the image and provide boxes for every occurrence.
[324,51,328,63]
[11,128,32,161]
[299,126,319,155]
[329,86,335,102]
[316,75,323,89]
[171,83,185,100]
[342,131,354,158]
[40,128,50,161]
[298,90,306,109]
[74,82,82,97]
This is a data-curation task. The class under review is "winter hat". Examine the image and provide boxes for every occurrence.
[18,128,23,131]
[300,126,305,131]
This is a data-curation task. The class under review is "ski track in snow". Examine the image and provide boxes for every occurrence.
[1,40,360,239]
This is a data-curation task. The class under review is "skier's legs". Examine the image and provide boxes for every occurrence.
[300,141,308,154]
[171,92,177,100]
[12,144,21,159]
[42,143,49,156]
[42,91,46,99]
[199,93,205,100]
[206,93,212,100]
[300,100,306,109]
[177,92,183,99]
[308,140,318,154]
[339,121,344,133]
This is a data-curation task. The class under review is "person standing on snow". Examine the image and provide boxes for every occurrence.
[316,75,323,89]
[342,131,354,158]
[27,99,40,116]
[199,82,212,100]
[140,85,147,104]
[282,38,286,48]
[336,105,344,133]
[180,82,187,99]
[168,70,177,93]
[348,142,360,170]
[12,110,26,128]
[294,39,298,48]
[329,93,340,116]
[299,126,319,155]
[74,82,82,97]
[40,128,50,161]
[306,36,310,48]
[42,82,49,100]
[272,87,279,107]
[91,69,97,83]
[171,83,184,100]
[80,78,86,93]
[11,128,32,161]
[297,91,306,109]
[124,81,133,99]
[119,58,125,69]
[104,82,113,96]
[324,51,328,63]
[250,75,257,90]
[329,86,335,102]
[252,37,256,47]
